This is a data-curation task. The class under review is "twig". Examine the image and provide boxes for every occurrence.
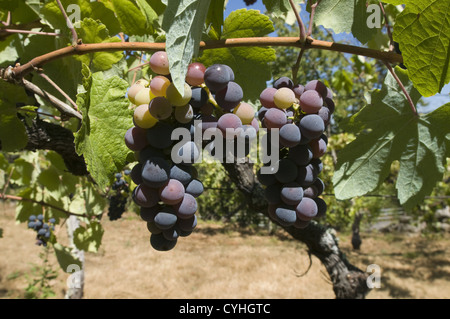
[291,49,305,84]
[1,167,14,199]
[38,73,78,111]
[384,61,418,116]
[127,61,150,73]
[0,193,89,218]
[17,108,62,121]
[379,2,394,51]
[308,0,322,36]
[55,0,78,45]
[1,29,60,37]
[288,0,307,44]
[20,78,82,120]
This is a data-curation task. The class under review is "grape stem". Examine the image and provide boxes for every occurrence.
[308,0,322,37]
[200,83,224,117]
[379,2,394,51]
[39,72,78,111]
[288,0,307,44]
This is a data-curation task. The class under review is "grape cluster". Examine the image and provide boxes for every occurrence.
[107,172,131,221]
[125,51,210,251]
[28,215,55,247]
[257,77,334,229]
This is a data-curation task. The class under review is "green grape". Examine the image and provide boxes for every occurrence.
[134,87,155,106]
[166,82,192,107]
[273,87,296,109]
[134,104,158,129]
[232,102,255,125]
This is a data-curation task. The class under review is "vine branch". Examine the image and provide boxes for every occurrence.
[55,0,78,45]
[6,37,403,81]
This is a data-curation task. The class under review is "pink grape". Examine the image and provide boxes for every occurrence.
[186,62,206,86]
[149,51,170,75]
[299,90,323,114]
[259,87,277,109]
[264,108,287,129]
[150,76,171,97]
[217,113,243,139]
[159,179,185,205]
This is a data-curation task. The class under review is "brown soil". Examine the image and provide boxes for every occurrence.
[1,203,449,299]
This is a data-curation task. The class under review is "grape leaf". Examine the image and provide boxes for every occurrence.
[162,0,212,95]
[54,243,82,272]
[311,0,378,45]
[74,65,134,190]
[0,81,31,152]
[393,0,450,97]
[333,67,450,209]
[206,0,225,40]
[73,221,104,253]
[74,18,123,71]
[135,0,159,34]
[111,0,148,36]
[198,9,276,102]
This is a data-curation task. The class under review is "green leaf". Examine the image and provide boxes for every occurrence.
[198,9,275,101]
[333,67,450,209]
[74,67,133,190]
[311,0,378,44]
[15,187,42,223]
[162,0,212,94]
[111,0,148,36]
[73,221,104,253]
[206,0,225,40]
[135,0,159,34]
[0,81,30,151]
[393,0,450,97]
[53,243,82,272]
[262,0,298,25]
[74,18,123,71]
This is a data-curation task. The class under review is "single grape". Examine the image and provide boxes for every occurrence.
[259,87,277,109]
[173,141,200,164]
[185,179,204,198]
[257,168,277,186]
[215,81,244,111]
[280,183,304,206]
[204,64,233,92]
[170,165,193,185]
[295,197,318,221]
[134,87,154,106]
[324,97,335,114]
[166,82,193,107]
[150,76,170,97]
[273,77,294,89]
[304,80,328,98]
[128,82,146,104]
[147,221,162,234]
[292,84,305,99]
[124,126,148,151]
[163,227,180,241]
[186,62,206,86]
[140,205,161,222]
[217,113,243,139]
[150,233,177,251]
[318,106,331,126]
[264,108,287,129]
[232,102,255,125]
[134,104,158,129]
[279,123,301,148]
[149,51,170,75]
[141,157,171,188]
[159,179,185,205]
[275,206,297,226]
[273,87,296,109]
[264,183,282,205]
[154,209,178,230]
[296,164,318,187]
[132,184,160,208]
[174,193,197,219]
[315,197,327,218]
[298,114,325,140]
[148,96,173,120]
[299,90,323,114]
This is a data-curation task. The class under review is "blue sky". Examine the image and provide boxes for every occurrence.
[223,1,449,112]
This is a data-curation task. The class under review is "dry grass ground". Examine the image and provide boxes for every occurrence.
[1,203,449,299]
